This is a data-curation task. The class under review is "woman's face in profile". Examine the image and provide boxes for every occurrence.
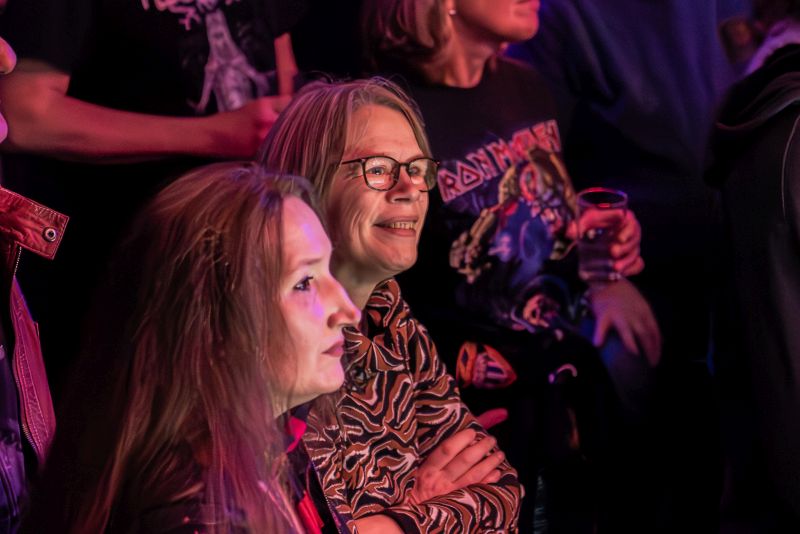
[276,197,359,411]
[325,104,430,284]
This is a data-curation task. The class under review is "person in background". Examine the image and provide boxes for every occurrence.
[23,163,360,532]
[361,1,657,530]
[0,20,69,533]
[506,2,750,530]
[0,0,306,405]
[260,77,522,533]
[707,1,800,530]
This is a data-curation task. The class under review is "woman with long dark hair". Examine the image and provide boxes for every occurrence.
[25,162,360,532]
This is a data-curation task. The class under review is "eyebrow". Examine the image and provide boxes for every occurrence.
[286,255,324,272]
[344,152,428,161]
[284,243,333,275]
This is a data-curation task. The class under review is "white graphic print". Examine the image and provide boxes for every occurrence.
[141,0,228,31]
[141,0,273,113]
[195,10,271,112]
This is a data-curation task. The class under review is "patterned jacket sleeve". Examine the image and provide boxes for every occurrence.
[378,302,523,533]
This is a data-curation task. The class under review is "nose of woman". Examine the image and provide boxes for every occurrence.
[386,166,423,203]
[326,277,361,329]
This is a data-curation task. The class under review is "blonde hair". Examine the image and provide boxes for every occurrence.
[258,77,432,212]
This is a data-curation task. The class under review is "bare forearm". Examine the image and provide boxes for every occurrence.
[0,61,269,163]
[5,98,227,162]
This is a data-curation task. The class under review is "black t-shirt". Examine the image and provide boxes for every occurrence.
[0,0,308,237]
[398,58,585,365]
[70,0,306,116]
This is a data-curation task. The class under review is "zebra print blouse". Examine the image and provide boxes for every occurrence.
[304,278,522,533]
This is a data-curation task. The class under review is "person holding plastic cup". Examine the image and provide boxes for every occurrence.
[573,187,661,364]
[360,0,661,529]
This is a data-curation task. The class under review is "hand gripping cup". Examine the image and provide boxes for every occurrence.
[576,187,628,282]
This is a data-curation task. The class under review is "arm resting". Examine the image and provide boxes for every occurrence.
[0,59,282,163]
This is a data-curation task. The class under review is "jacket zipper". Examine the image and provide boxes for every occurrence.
[11,246,20,278]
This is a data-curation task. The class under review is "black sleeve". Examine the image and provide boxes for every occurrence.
[0,0,92,72]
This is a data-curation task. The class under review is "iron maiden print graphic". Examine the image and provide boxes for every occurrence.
[441,119,578,332]
[141,0,275,113]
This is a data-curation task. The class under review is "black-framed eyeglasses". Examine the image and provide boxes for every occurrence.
[340,155,439,192]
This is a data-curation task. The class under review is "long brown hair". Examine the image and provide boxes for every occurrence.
[28,162,312,533]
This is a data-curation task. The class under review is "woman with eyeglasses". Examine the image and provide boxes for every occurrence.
[260,78,522,533]
[23,162,362,533]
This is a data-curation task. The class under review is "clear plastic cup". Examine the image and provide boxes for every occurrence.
[576,187,628,282]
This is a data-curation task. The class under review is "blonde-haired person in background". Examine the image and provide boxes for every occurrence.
[361,1,659,531]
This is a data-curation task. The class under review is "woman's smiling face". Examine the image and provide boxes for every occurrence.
[326,104,430,284]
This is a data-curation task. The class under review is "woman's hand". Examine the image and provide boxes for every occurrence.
[407,428,505,504]
[353,429,506,532]
[610,209,644,276]
[568,209,644,276]
[589,278,662,366]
